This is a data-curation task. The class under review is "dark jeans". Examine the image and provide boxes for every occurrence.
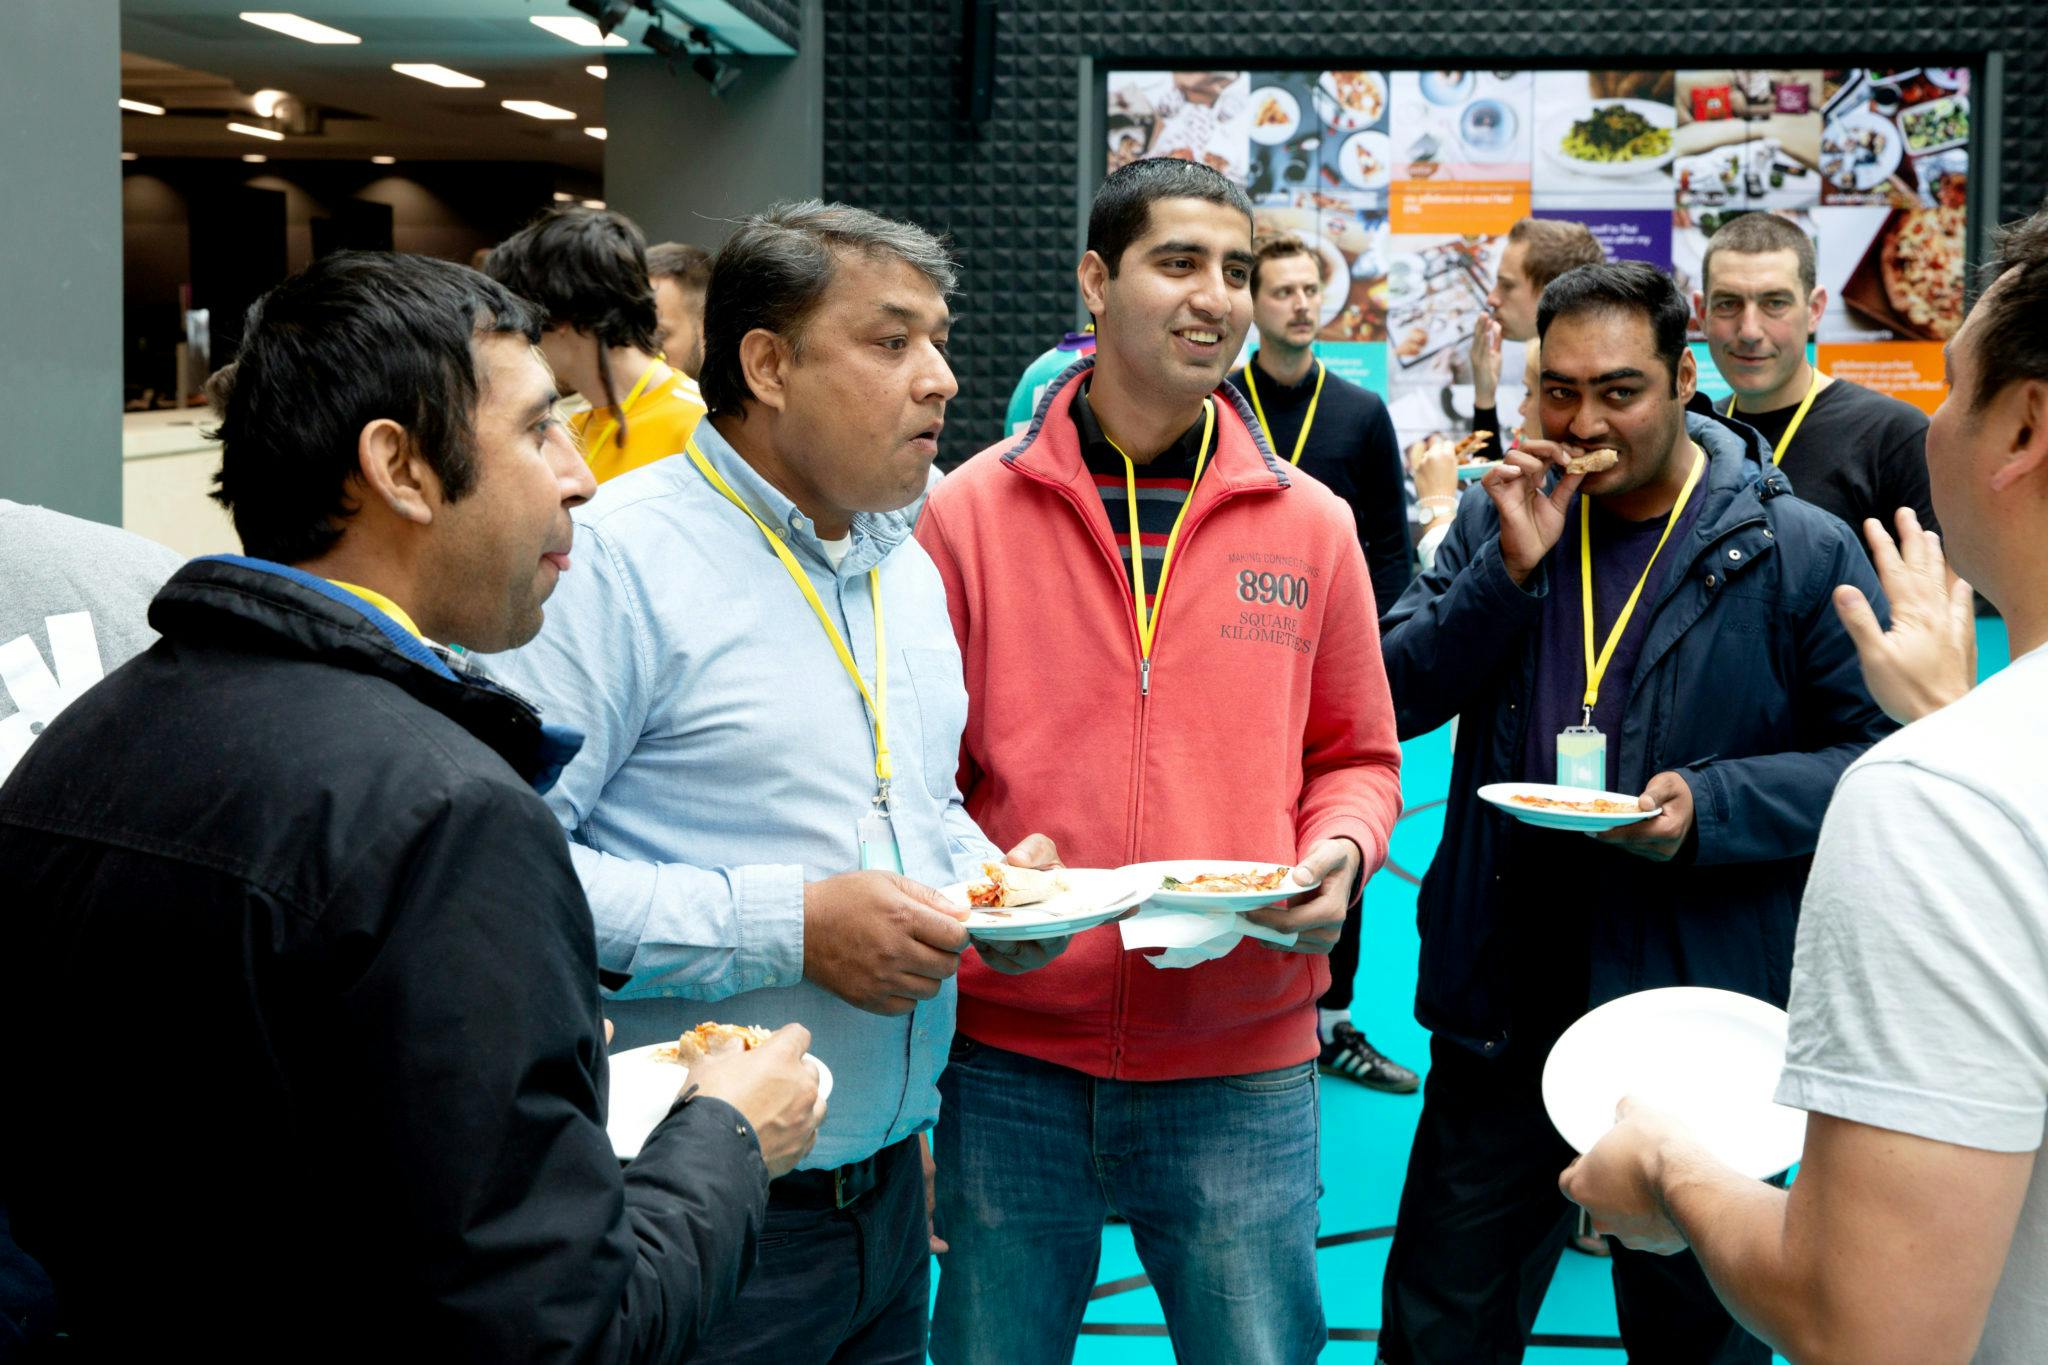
[686,1135,929,1365]
[931,1037,1324,1365]
[1378,1032,1769,1364]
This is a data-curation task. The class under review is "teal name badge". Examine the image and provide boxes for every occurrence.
[1557,725,1608,790]
[857,803,903,874]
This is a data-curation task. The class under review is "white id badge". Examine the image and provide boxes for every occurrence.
[857,803,903,874]
[1557,725,1608,789]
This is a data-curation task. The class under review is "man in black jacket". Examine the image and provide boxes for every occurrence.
[1227,230,1419,1095]
[1375,262,1893,1363]
[0,252,823,1363]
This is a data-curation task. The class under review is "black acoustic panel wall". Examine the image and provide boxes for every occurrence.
[824,0,2047,460]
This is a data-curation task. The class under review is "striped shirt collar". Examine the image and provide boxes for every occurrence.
[1071,380,1210,482]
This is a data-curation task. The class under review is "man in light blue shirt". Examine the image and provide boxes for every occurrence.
[493,200,1061,1365]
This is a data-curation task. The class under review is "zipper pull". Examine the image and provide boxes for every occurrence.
[1140,657,1151,697]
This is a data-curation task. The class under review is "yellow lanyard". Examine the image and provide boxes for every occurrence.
[1243,358,1326,466]
[1104,399,1216,662]
[684,438,893,796]
[1725,369,1820,467]
[582,358,668,466]
[1579,448,1706,716]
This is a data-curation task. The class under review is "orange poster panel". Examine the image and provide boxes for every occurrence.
[1818,341,1948,415]
[1390,181,1530,236]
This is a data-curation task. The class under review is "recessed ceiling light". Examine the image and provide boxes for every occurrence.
[370,155,397,165]
[583,126,607,140]
[238,12,360,44]
[529,15,629,48]
[119,99,165,115]
[586,65,608,79]
[501,99,577,120]
[243,154,269,163]
[251,89,289,117]
[391,63,485,89]
[582,199,605,209]
[552,191,575,202]
[227,121,286,141]
[121,152,139,161]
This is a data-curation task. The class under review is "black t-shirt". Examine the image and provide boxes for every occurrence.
[1730,377,1936,546]
[1228,357,1414,624]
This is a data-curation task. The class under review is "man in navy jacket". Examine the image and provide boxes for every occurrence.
[1375,262,1893,1364]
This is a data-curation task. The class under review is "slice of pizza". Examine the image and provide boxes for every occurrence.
[966,862,1069,909]
[1565,447,1619,475]
[1452,430,1494,460]
[1162,866,1293,893]
[654,1021,774,1065]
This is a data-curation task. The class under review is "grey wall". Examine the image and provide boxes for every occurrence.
[603,0,823,252]
[2,0,121,523]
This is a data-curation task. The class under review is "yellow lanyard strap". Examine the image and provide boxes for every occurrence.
[1580,449,1706,713]
[1243,358,1326,466]
[1725,369,1820,467]
[583,358,668,465]
[685,439,892,791]
[1106,399,1216,659]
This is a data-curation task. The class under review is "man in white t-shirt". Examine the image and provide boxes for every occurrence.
[1559,204,2048,1361]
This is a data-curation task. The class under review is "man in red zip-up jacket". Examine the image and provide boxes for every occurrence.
[916,158,1404,1365]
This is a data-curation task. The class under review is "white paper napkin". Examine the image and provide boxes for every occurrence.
[1118,904,1298,968]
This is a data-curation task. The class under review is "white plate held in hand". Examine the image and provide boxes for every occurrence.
[1124,859,1318,912]
[606,1042,833,1161]
[1479,782,1658,831]
[1543,986,1807,1181]
[939,867,1150,941]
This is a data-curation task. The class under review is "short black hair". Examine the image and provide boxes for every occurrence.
[1537,260,1692,393]
[483,206,661,353]
[1087,157,1253,278]
[699,200,957,419]
[1969,202,2048,411]
[208,251,542,564]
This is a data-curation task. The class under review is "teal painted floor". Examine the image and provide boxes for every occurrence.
[944,617,2013,1363]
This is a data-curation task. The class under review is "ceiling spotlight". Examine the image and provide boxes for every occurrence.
[370,155,397,165]
[567,0,634,37]
[642,23,685,64]
[530,15,629,47]
[121,151,139,161]
[693,53,739,97]
[242,153,269,163]
[586,64,608,79]
[251,88,289,117]
[227,121,286,141]
[583,126,607,140]
[552,191,575,202]
[120,98,165,115]
[582,198,606,210]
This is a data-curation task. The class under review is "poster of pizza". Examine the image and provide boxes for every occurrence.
[1102,58,1970,420]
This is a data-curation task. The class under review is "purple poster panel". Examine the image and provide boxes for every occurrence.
[1535,207,1673,269]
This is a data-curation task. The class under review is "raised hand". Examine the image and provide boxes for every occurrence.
[1833,508,1976,724]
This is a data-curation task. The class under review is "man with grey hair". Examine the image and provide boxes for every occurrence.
[492,200,1065,1362]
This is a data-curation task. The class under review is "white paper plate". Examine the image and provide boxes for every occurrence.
[1338,129,1393,190]
[1248,86,1301,146]
[1124,859,1318,912]
[1540,98,1678,178]
[606,1041,832,1161]
[1544,986,1806,1180]
[940,866,1149,941]
[1479,782,1658,831]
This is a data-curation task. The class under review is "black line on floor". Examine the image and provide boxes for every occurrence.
[1079,1324,1624,1349]
[1383,799,1446,885]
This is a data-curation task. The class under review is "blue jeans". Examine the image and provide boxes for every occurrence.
[931,1038,1324,1365]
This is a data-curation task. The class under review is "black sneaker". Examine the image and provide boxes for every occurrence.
[1317,1023,1420,1093]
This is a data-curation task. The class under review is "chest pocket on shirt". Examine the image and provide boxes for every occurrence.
[899,645,971,801]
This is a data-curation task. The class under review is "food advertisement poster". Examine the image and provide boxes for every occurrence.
[1105,63,1971,441]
